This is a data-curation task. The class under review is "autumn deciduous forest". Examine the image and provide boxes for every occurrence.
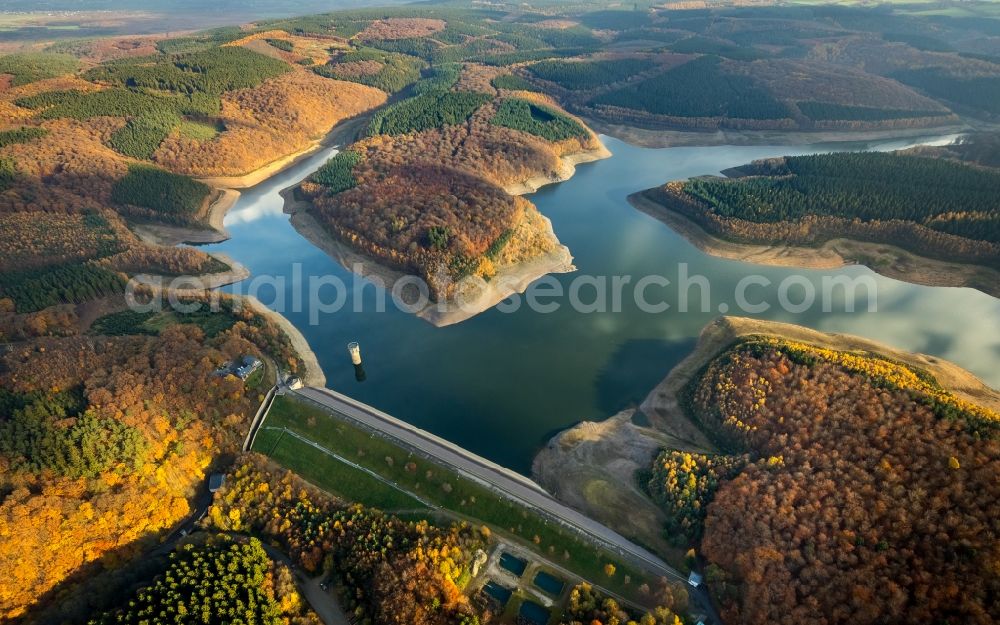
[0,15,604,622]
[0,26,388,319]
[0,302,303,620]
[205,456,489,625]
[558,583,685,625]
[650,337,1000,625]
[300,76,600,299]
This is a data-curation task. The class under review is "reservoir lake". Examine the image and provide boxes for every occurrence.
[202,133,1000,473]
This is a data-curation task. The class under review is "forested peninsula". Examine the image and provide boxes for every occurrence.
[631,138,1000,296]
[286,60,609,324]
[536,316,1000,625]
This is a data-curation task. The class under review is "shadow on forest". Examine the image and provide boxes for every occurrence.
[8,452,231,625]
[13,533,172,625]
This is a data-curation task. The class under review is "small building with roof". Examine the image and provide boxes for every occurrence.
[688,571,703,588]
[208,473,225,492]
[234,356,262,381]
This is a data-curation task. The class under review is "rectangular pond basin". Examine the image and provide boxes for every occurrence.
[499,551,528,577]
[532,570,565,596]
[482,581,513,608]
[518,599,551,625]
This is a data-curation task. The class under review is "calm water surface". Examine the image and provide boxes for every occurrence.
[203,134,1000,473]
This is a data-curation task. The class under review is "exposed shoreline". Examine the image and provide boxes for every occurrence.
[640,317,1000,434]
[129,114,383,386]
[134,110,993,392]
[121,253,325,387]
[242,295,327,388]
[280,139,610,327]
[586,117,971,148]
[130,252,251,291]
[629,190,1000,298]
[185,111,382,382]
[132,109,378,248]
[194,108,377,190]
[504,144,612,195]
[532,409,695,560]
[132,188,241,247]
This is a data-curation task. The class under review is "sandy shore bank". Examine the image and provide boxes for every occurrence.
[197,142,327,190]
[280,133,601,326]
[629,191,1000,298]
[504,144,612,196]
[133,109,391,384]
[130,252,251,291]
[242,295,327,388]
[194,111,375,190]
[130,129,367,385]
[285,200,575,327]
[137,108,380,248]
[133,188,241,247]
[532,409,696,559]
[125,251,322,386]
[418,229,574,327]
[586,117,970,148]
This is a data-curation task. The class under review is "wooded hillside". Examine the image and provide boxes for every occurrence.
[649,336,1000,625]
[206,455,490,625]
[0,297,303,621]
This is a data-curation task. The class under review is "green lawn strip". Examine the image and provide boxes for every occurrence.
[252,426,427,512]
[262,395,655,601]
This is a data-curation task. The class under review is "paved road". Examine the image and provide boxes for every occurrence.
[244,387,277,451]
[293,386,685,584]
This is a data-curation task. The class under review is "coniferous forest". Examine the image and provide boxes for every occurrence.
[684,152,1000,244]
